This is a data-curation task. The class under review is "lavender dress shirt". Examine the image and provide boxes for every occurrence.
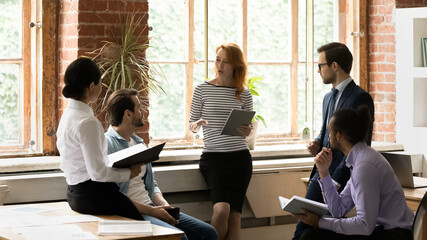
[318,142,414,235]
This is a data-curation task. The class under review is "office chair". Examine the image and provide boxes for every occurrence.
[413,191,427,240]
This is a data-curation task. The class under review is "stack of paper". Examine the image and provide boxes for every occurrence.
[98,220,153,236]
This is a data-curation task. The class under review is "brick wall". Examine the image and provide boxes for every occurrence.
[368,0,427,142]
[57,0,150,143]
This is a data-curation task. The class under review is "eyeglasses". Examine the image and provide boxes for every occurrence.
[318,63,329,70]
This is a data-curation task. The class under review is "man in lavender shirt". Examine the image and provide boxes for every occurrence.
[294,106,414,240]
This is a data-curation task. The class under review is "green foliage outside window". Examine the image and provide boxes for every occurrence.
[0,0,21,143]
[148,0,336,140]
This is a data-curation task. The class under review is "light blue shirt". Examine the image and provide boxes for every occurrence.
[105,126,161,200]
[318,142,414,235]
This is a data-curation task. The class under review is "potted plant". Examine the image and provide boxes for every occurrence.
[246,76,267,149]
[88,12,166,113]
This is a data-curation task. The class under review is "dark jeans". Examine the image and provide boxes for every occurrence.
[292,172,325,240]
[67,180,143,220]
[300,226,411,240]
[143,212,218,240]
[293,157,350,240]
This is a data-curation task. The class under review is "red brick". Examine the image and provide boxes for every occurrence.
[378,44,396,53]
[378,123,395,132]
[369,15,385,25]
[59,24,79,37]
[369,25,379,34]
[78,25,106,37]
[377,102,395,113]
[93,1,109,11]
[378,5,395,15]
[377,25,396,34]
[370,72,384,82]
[59,37,78,49]
[371,0,386,5]
[376,113,385,122]
[61,12,78,24]
[372,132,384,141]
[385,112,396,122]
[369,5,378,15]
[377,63,395,72]
[108,1,126,11]
[369,63,378,72]
[385,73,395,82]
[385,54,396,63]
[384,15,394,24]
[369,43,379,53]
[61,1,78,13]
[385,133,396,143]
[369,53,385,62]
[384,34,395,43]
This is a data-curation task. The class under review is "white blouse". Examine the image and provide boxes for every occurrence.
[57,99,130,185]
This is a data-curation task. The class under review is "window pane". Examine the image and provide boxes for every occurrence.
[0,0,22,58]
[298,64,307,130]
[313,63,331,136]
[248,0,290,61]
[149,64,185,139]
[0,64,19,143]
[147,0,185,61]
[248,65,290,134]
[194,0,241,61]
[313,0,336,59]
[193,62,215,88]
[298,0,306,62]
[313,0,336,136]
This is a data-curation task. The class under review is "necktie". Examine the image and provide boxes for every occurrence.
[323,88,339,147]
[327,88,339,122]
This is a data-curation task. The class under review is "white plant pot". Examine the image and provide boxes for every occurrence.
[247,121,259,150]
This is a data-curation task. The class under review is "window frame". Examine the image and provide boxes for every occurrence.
[0,0,57,157]
[148,0,366,146]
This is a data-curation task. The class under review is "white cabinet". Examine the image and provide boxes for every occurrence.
[396,7,427,176]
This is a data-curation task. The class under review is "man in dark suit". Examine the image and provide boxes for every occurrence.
[292,42,374,240]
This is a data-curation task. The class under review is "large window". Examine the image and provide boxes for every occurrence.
[148,0,350,144]
[0,0,41,155]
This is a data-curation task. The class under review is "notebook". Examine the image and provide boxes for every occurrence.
[381,152,427,188]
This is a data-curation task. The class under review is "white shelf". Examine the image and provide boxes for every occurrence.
[413,78,427,127]
[396,7,427,176]
[413,18,427,68]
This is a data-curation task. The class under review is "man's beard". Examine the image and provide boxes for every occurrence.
[132,117,144,127]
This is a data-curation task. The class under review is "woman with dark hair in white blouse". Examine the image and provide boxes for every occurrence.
[57,58,143,220]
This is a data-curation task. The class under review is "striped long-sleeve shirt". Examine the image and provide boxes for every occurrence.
[190,81,253,152]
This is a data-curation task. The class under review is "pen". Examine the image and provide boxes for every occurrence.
[325,141,330,154]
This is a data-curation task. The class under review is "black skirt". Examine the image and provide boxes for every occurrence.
[67,180,143,220]
[199,149,252,213]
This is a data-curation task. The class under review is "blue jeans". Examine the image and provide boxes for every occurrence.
[142,212,217,240]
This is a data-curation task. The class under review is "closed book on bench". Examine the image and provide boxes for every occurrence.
[108,142,166,168]
[98,220,153,236]
[278,195,329,217]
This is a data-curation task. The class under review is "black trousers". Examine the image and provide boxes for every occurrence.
[300,225,411,240]
[67,180,143,220]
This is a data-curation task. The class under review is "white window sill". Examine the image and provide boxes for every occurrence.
[0,141,404,174]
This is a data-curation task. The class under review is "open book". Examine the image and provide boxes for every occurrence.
[98,220,153,236]
[220,109,256,136]
[108,142,166,168]
[278,195,329,217]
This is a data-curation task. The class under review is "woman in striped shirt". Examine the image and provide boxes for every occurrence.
[189,43,253,240]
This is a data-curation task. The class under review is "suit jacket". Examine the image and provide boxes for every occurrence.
[309,80,375,187]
